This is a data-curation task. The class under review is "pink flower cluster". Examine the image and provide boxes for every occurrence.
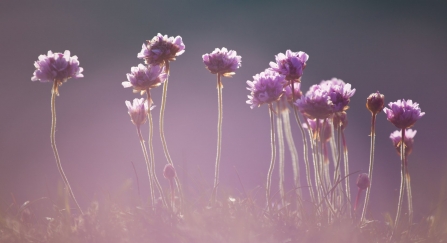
[138,33,185,65]
[31,50,84,83]
[202,47,241,77]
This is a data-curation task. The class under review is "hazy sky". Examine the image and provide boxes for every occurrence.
[1,0,446,218]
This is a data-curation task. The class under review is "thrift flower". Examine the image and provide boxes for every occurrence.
[122,64,166,94]
[246,69,286,109]
[294,84,334,119]
[390,129,417,156]
[32,50,84,95]
[320,78,356,113]
[269,50,309,81]
[284,82,302,103]
[202,48,241,77]
[383,99,425,129]
[138,33,185,65]
[125,98,153,127]
[366,91,385,114]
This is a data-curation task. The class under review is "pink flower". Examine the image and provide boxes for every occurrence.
[269,50,308,81]
[125,98,153,127]
[202,47,241,77]
[138,33,185,65]
[284,82,302,103]
[383,99,425,129]
[31,50,84,83]
[320,78,356,113]
[246,69,286,109]
[389,129,417,156]
[356,173,370,190]
[294,84,334,119]
[122,64,166,94]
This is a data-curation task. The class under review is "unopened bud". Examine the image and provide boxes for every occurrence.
[366,91,385,114]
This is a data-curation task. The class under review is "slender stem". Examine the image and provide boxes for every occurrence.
[50,80,83,215]
[291,103,316,203]
[146,93,168,209]
[136,126,155,207]
[392,129,407,239]
[276,102,286,206]
[354,188,362,212]
[342,130,351,216]
[266,104,276,212]
[332,124,342,206]
[169,179,175,210]
[405,159,413,227]
[159,61,184,207]
[212,74,223,203]
[361,113,376,223]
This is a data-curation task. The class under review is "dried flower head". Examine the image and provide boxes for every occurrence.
[125,98,153,127]
[163,164,176,180]
[122,64,166,94]
[269,50,308,81]
[366,91,385,114]
[202,47,241,77]
[284,82,302,103]
[383,99,425,129]
[138,33,185,65]
[356,173,370,190]
[294,84,334,119]
[390,129,417,156]
[32,50,84,95]
[320,78,356,113]
[246,69,286,109]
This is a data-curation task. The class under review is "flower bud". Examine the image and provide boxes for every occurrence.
[163,164,176,180]
[356,173,370,191]
[366,91,385,114]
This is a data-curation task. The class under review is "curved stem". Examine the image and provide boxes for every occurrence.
[291,103,316,203]
[266,104,276,212]
[50,80,83,214]
[405,158,413,227]
[361,113,376,223]
[342,130,351,216]
[159,62,184,207]
[146,92,168,209]
[212,74,223,203]
[136,126,155,207]
[276,102,286,206]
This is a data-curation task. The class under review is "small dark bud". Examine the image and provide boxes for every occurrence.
[357,173,370,190]
[366,91,385,114]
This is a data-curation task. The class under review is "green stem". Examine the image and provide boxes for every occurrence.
[266,104,276,212]
[212,74,223,203]
[159,61,184,207]
[361,113,376,223]
[50,80,83,215]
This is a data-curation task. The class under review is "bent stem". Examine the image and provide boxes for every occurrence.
[136,126,155,207]
[392,129,407,240]
[212,74,223,203]
[50,80,83,215]
[266,104,276,212]
[146,92,168,209]
[159,61,184,207]
[361,113,376,223]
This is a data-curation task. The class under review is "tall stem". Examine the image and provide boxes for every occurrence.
[361,113,376,223]
[342,130,351,216]
[405,157,413,227]
[136,126,155,207]
[50,80,83,215]
[276,102,286,206]
[159,62,184,207]
[292,104,316,203]
[266,104,276,212]
[392,129,407,239]
[212,74,223,203]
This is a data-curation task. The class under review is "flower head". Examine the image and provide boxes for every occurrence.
[125,98,153,127]
[356,173,370,190]
[284,82,302,103]
[269,50,308,81]
[122,64,166,94]
[246,69,286,109]
[294,84,334,119]
[383,99,425,129]
[163,164,176,180]
[390,129,417,156]
[31,50,84,93]
[138,33,185,65]
[366,91,385,114]
[202,47,241,77]
[320,78,356,113]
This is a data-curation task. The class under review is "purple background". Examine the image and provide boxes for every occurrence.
[1,0,446,219]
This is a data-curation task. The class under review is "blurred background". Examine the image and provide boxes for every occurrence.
[0,0,446,220]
